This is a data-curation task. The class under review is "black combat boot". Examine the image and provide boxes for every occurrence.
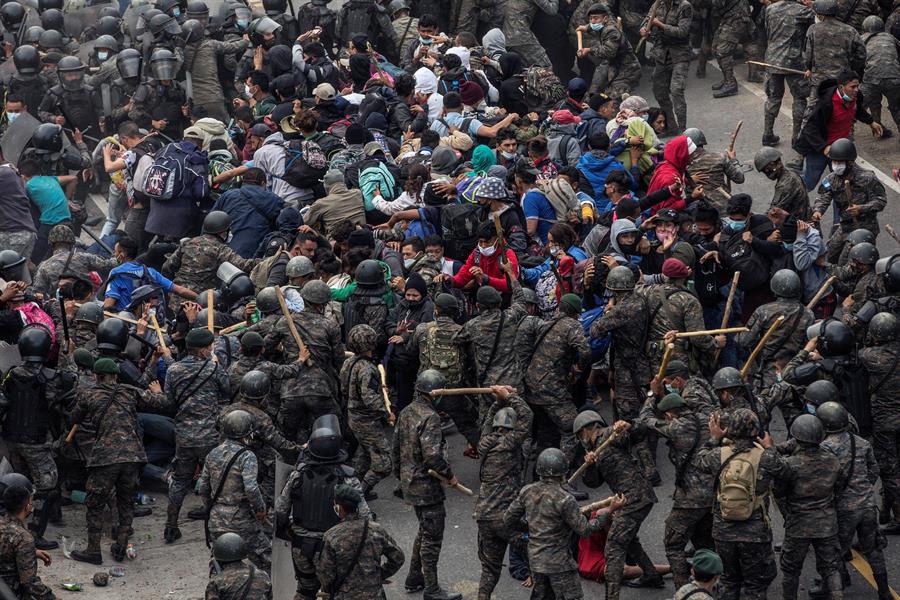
[71,532,103,565]
[163,503,182,544]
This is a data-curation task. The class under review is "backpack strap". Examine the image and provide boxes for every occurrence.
[870,349,899,395]
[204,446,250,547]
[674,412,702,487]
[236,564,256,600]
[327,518,370,597]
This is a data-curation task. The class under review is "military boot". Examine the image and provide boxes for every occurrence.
[423,587,462,600]
[762,134,781,146]
[747,63,763,82]
[110,529,129,562]
[71,532,103,565]
[714,80,739,98]
[405,569,425,593]
[712,79,726,90]
[163,503,182,544]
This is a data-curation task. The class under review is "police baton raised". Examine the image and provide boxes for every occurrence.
[567,429,621,485]
[579,496,615,514]
[806,275,837,311]
[428,469,474,496]
[714,271,741,364]
[273,286,309,361]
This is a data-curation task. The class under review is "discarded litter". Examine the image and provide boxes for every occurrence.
[109,566,126,577]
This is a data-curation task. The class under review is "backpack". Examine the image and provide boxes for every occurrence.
[717,445,765,521]
[580,304,612,362]
[549,134,580,167]
[523,66,566,111]
[721,229,769,291]
[694,250,724,308]
[310,131,347,162]
[359,162,397,208]
[405,208,437,240]
[249,250,290,290]
[137,142,209,203]
[339,0,377,42]
[440,202,483,261]
[282,139,328,189]
[326,117,354,139]
[576,118,605,152]
[424,322,462,376]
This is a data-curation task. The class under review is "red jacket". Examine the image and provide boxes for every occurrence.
[646,135,690,214]
[452,247,519,293]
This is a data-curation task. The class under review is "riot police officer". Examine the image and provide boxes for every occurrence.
[8,45,47,118]
[38,57,101,140]
[262,0,298,44]
[130,48,189,140]
[95,317,149,388]
[107,49,145,131]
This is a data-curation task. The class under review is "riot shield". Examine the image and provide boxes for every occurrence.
[77,38,98,62]
[272,459,296,600]
[0,110,41,165]
[122,0,152,38]
[0,342,22,377]
[0,59,16,86]
[63,1,119,38]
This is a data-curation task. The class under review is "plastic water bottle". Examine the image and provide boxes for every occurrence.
[135,492,155,505]
[125,544,136,560]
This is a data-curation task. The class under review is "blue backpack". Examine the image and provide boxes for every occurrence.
[580,302,612,362]
[137,142,209,202]
[405,208,436,240]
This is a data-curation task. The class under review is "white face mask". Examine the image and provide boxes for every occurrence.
[244,84,253,98]
[832,162,847,176]
[404,257,417,269]
[479,243,497,257]
[501,150,517,160]
[98,51,109,61]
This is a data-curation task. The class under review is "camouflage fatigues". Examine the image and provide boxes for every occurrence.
[645,0,693,130]
[710,0,756,90]
[316,515,405,600]
[803,18,866,116]
[837,0,880,31]
[859,341,900,523]
[0,515,54,600]
[226,355,304,421]
[686,149,745,214]
[762,0,814,143]
[199,439,269,570]
[861,31,900,133]
[581,24,641,97]
[205,561,271,599]
[813,166,887,261]
[737,300,813,393]
[339,356,392,492]
[502,0,558,67]
[641,283,717,374]
[769,167,810,219]
[32,248,117,297]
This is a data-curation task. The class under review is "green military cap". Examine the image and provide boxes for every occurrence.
[657,393,686,412]
[73,348,95,370]
[93,357,120,375]
[435,293,459,311]
[240,331,264,350]
[476,285,502,306]
[691,548,723,576]
[560,293,582,314]
[664,360,690,376]
[186,327,215,348]
[333,483,362,508]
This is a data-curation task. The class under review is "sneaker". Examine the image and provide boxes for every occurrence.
[71,549,103,565]
[163,526,182,544]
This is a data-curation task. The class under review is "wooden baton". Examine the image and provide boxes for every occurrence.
[674,327,748,338]
[577,30,583,51]
[377,364,393,415]
[149,313,167,348]
[274,286,308,359]
[580,496,615,514]
[65,424,78,444]
[806,275,837,311]
[728,120,743,154]
[430,387,499,396]
[713,271,741,364]
[740,315,785,380]
[567,430,620,485]
[885,224,900,245]
[656,342,675,380]
[206,290,215,333]
[428,469,474,496]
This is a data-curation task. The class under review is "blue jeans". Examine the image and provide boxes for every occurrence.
[802,152,830,191]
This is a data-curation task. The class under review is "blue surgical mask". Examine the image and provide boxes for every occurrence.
[172,7,181,17]
[590,22,604,31]
[724,217,746,232]
[419,36,433,45]
[805,403,817,415]
[839,89,852,103]
[776,372,783,383]
[97,51,109,61]
[664,383,676,394]
[782,242,794,251]
[641,114,650,121]
[6,111,20,123]
[501,150,517,160]
[237,18,249,29]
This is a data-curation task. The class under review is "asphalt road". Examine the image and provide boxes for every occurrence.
[58,62,900,599]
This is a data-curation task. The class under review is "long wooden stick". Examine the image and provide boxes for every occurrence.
[576,30,583,51]
[428,469,474,496]
[65,424,78,444]
[274,286,308,359]
[149,313,167,348]
[73,303,166,329]
[674,327,748,338]
[431,387,499,396]
[220,322,246,335]
[206,290,215,333]
[745,60,806,76]
[740,315,785,380]
[580,496,615,514]
[656,342,675,380]
[728,120,743,154]
[713,271,741,364]
[806,275,837,311]
[377,364,392,415]
[568,431,620,485]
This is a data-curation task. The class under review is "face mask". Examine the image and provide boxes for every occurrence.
[782,242,794,251]
[723,217,746,232]
[590,22,604,31]
[172,7,181,17]
[225,231,234,244]
[501,150,517,160]
[839,89,852,103]
[244,84,253,97]
[419,36,432,45]
[664,383,676,394]
[404,257,417,269]
[479,244,497,257]
[98,51,109,61]
[776,372,783,383]
[547,244,561,255]
[6,111,19,123]
[237,18,249,29]
[805,403,817,415]
[832,162,847,176]
[641,114,649,121]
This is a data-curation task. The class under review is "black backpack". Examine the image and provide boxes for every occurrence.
[721,225,770,291]
[440,202,483,261]
[339,0,377,42]
[282,139,328,189]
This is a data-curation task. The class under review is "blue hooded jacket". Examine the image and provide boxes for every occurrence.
[577,150,633,210]
[212,184,285,258]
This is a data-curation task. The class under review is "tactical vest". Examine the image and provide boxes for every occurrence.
[50,86,100,133]
[424,322,461,383]
[3,368,51,444]
[291,462,345,532]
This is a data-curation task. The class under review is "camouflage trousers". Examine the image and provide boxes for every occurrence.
[477,519,524,600]
[861,79,900,131]
[837,507,886,577]
[529,401,578,466]
[168,444,216,509]
[291,536,323,600]
[505,28,552,68]
[874,424,900,520]
[408,502,446,590]
[85,462,140,538]
[7,442,57,495]
[605,504,657,600]
[764,73,809,145]
[651,56,689,131]
[441,394,480,447]
[780,534,842,600]
[664,506,714,588]
[349,421,392,492]
[715,539,777,600]
[531,570,583,599]
[279,394,340,444]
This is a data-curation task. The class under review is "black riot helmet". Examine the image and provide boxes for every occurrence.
[149,12,181,37]
[0,2,25,32]
[0,250,27,283]
[39,7,63,32]
[38,0,62,12]
[137,7,162,35]
[95,34,119,56]
[30,123,64,154]
[804,379,839,407]
[97,5,120,19]
[223,275,254,306]
[75,302,104,325]
[262,0,286,14]
[202,210,232,235]
[224,1,252,29]
[12,44,40,75]
[116,48,143,80]
[222,409,255,439]
[790,414,824,445]
[808,319,855,357]
[185,0,208,19]
[181,18,204,43]
[816,401,849,433]
[57,55,87,91]
[828,138,856,162]
[875,254,900,292]
[240,370,271,400]
[247,16,281,47]
[354,260,383,286]
[307,414,342,461]
[149,47,178,80]
[128,284,163,313]
[18,326,52,363]
[38,28,62,50]
[96,15,122,38]
[23,25,44,45]
[535,448,567,478]
[96,317,129,353]
[0,473,34,498]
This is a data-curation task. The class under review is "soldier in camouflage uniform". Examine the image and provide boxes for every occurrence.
[709,0,757,97]
[683,129,745,214]
[642,0,693,132]
[738,269,814,393]
[342,260,391,351]
[239,287,284,346]
[226,331,304,419]
[503,447,620,600]
[163,327,232,544]
[162,211,259,313]
[206,533,272,600]
[454,267,527,425]
[32,225,117,297]
[265,280,345,443]
[761,0,814,146]
[858,313,900,534]
[811,138,886,262]
[474,388,532,600]
[0,480,55,600]
[410,294,480,454]
[316,484,405,600]
[219,371,302,504]
[753,147,811,219]
[69,358,168,565]
[774,415,844,600]
[860,16,900,138]
[575,4,641,97]
[837,0,879,31]
[391,370,461,600]
[518,294,590,464]
[673,548,722,599]
[638,392,715,588]
[501,0,557,67]
[200,410,270,571]
[802,0,867,118]
[695,409,791,600]
[575,414,662,598]
[73,303,103,352]
[341,325,393,499]
[818,401,891,599]
[711,366,771,433]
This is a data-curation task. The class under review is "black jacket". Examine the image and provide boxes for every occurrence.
[794,81,873,156]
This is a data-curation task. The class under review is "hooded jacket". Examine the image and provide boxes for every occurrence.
[646,135,691,214]
[577,149,630,205]
[212,184,285,258]
[304,181,367,236]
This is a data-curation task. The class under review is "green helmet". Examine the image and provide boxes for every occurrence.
[212,532,247,562]
[492,407,517,429]
[863,14,884,32]
[299,280,332,305]
[711,367,743,390]
[285,256,314,279]
[790,413,824,444]
[221,409,255,439]
[868,312,899,343]
[816,401,849,433]
[240,370,270,400]
[535,448,567,478]
[753,147,781,172]
[572,410,606,435]
[415,369,445,395]
[770,268,801,299]
[347,324,378,354]
[605,265,635,291]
